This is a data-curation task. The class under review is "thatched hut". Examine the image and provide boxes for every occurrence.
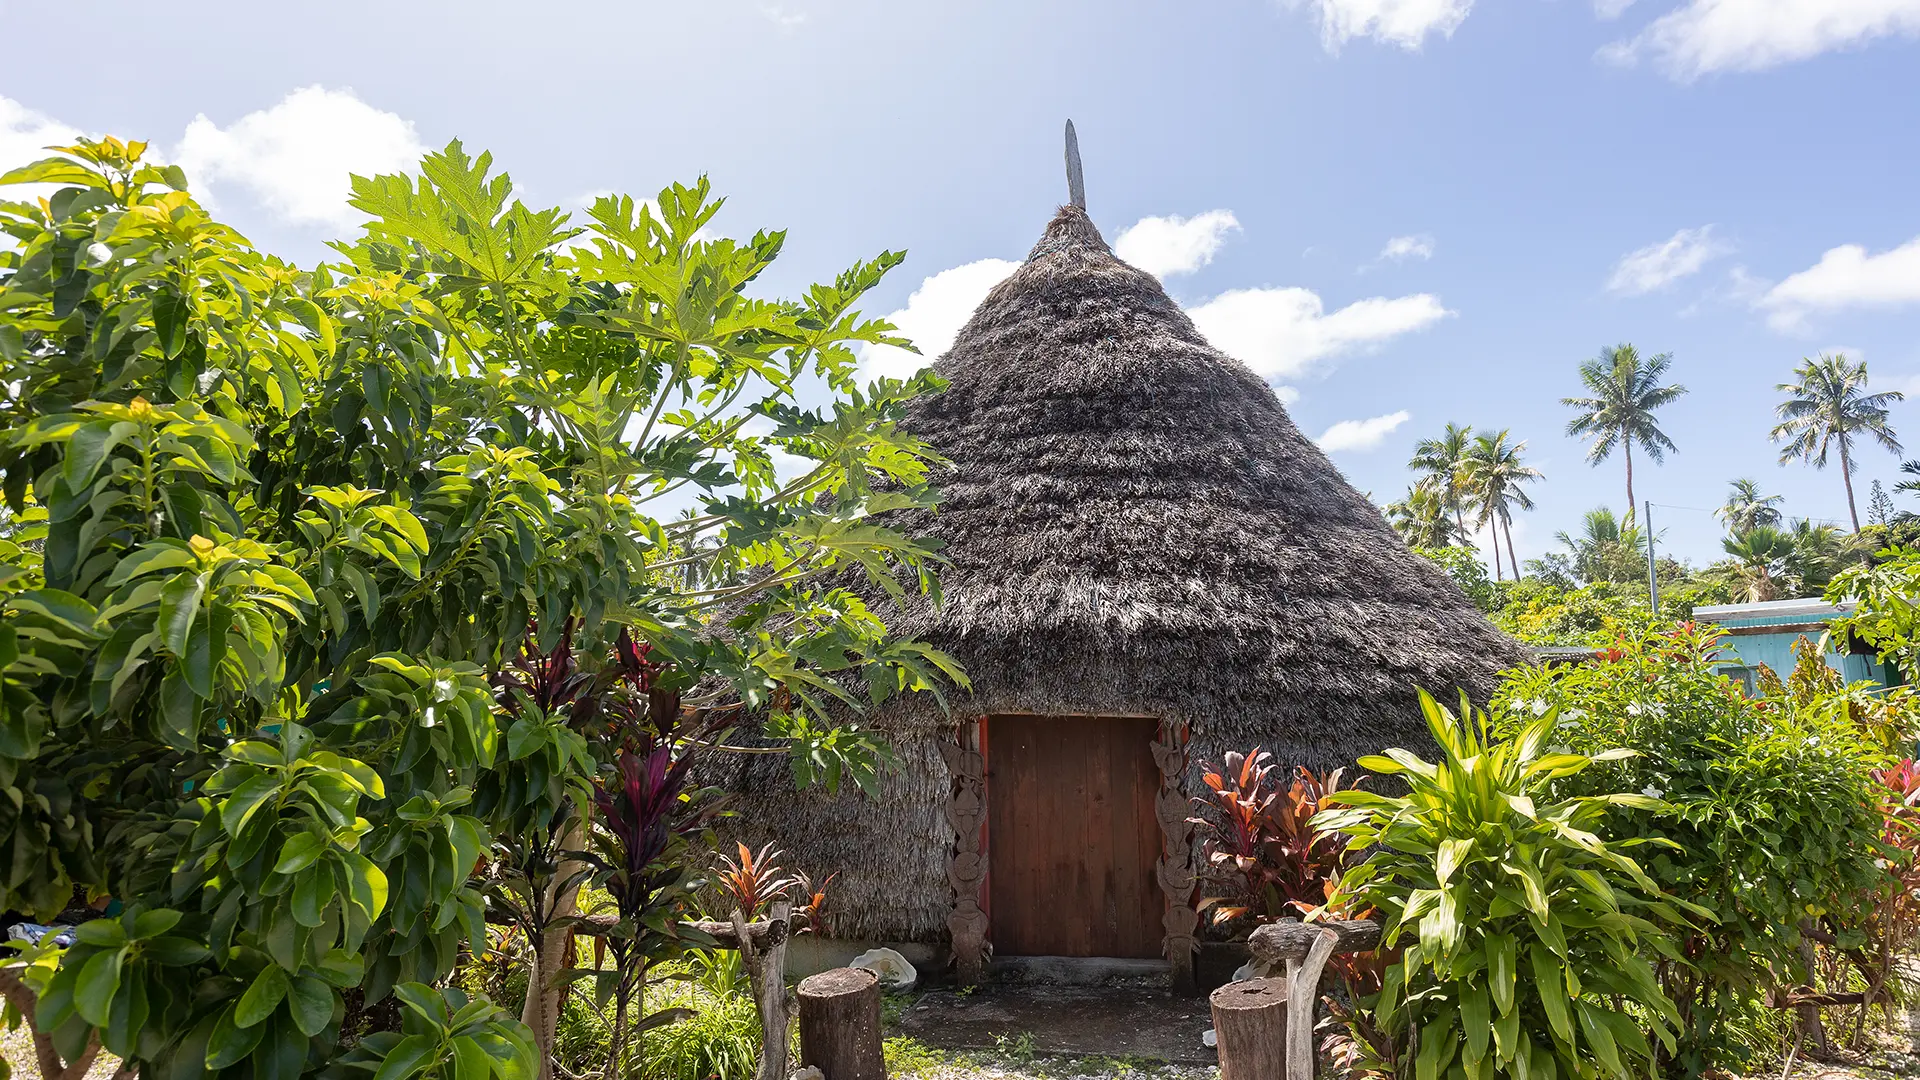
[721,129,1526,988]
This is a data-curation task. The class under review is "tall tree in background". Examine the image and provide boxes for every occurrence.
[1562,343,1687,521]
[1716,478,1785,536]
[1771,352,1904,531]
[1385,484,1465,549]
[1462,430,1543,582]
[1407,422,1475,541]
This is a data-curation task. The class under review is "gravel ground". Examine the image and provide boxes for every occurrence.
[1,1022,121,1080]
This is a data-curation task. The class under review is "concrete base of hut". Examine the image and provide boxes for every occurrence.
[895,984,1216,1065]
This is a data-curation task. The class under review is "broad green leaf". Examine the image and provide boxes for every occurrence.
[236,965,290,1028]
[287,975,333,1038]
[371,1034,438,1080]
[73,948,125,1026]
[275,831,326,874]
[1529,943,1574,1043]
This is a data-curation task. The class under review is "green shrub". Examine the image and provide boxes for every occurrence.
[635,976,762,1080]
[1494,622,1889,1072]
[1318,690,1697,1080]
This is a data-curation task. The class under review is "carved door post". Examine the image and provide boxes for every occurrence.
[1153,719,1199,995]
[941,720,989,986]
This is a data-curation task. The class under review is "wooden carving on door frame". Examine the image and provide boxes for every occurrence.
[940,720,989,986]
[1153,718,1199,995]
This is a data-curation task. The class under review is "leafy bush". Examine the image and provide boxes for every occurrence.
[1828,544,1920,683]
[1494,622,1890,1071]
[0,134,962,1078]
[324,983,532,1080]
[1413,546,1494,612]
[634,965,761,1080]
[1318,691,1696,1080]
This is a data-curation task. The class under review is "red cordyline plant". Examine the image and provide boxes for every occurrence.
[1191,749,1362,926]
[713,841,798,919]
[576,640,725,1080]
[1862,759,1920,1014]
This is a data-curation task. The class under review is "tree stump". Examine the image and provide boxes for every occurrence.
[1210,977,1288,1080]
[797,966,885,1080]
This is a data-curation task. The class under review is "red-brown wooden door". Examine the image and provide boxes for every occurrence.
[985,714,1163,958]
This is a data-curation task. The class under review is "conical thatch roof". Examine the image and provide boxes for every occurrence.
[718,204,1527,943]
[855,204,1523,748]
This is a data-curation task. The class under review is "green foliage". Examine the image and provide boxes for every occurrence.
[1493,622,1890,1071]
[1828,544,1920,682]
[1319,690,1696,1080]
[1554,507,1648,587]
[325,983,532,1080]
[1413,546,1493,612]
[0,134,961,1077]
[634,969,761,1080]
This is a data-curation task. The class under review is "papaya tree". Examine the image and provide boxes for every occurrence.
[0,135,961,1079]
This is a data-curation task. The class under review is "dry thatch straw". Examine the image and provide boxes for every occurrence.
[715,203,1527,943]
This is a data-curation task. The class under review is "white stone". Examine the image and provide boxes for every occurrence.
[1202,1029,1218,1048]
[850,947,918,991]
[790,1069,824,1080]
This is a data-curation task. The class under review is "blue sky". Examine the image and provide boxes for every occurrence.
[6,0,1920,572]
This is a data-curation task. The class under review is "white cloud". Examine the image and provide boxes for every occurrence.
[1879,371,1920,396]
[1297,0,1475,51]
[1603,0,1920,79]
[1189,287,1453,381]
[858,258,1019,382]
[174,86,425,229]
[1317,410,1412,453]
[1607,226,1729,295]
[759,4,807,27]
[1377,234,1435,262]
[1595,0,1638,18]
[1113,210,1240,278]
[0,97,83,201]
[1759,235,1920,332]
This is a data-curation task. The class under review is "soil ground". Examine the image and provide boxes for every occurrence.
[880,981,1920,1080]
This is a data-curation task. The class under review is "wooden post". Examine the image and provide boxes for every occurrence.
[941,720,989,986]
[1152,719,1198,995]
[1249,918,1384,1080]
[797,966,886,1080]
[1211,977,1289,1080]
[735,901,792,1080]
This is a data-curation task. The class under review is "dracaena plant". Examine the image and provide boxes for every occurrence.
[712,842,798,920]
[1317,690,1703,1080]
[581,733,723,1080]
[1191,750,1362,927]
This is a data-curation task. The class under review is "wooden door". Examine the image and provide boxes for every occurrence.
[985,714,1163,958]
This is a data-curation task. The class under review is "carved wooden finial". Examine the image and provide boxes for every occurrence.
[1064,119,1086,210]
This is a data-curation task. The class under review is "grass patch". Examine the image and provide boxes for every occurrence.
[637,976,763,1080]
[885,1035,957,1077]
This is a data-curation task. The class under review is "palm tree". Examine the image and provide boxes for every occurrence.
[1771,353,1904,531]
[1562,344,1687,520]
[1385,484,1464,549]
[1895,459,1920,497]
[1781,519,1856,595]
[1554,507,1646,585]
[1715,478,1784,536]
[1407,423,1475,541]
[1720,526,1793,603]
[1461,430,1543,582]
